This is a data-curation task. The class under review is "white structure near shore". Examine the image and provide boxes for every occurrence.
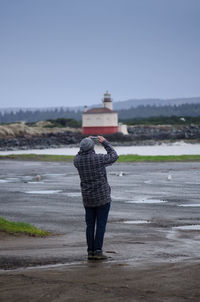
[82,92,128,135]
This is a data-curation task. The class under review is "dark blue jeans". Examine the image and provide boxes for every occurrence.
[85,202,111,252]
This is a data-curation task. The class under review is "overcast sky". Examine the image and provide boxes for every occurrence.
[0,0,200,108]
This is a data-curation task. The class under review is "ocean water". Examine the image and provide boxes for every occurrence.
[0,141,200,156]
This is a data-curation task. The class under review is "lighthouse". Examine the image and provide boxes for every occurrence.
[82,92,118,135]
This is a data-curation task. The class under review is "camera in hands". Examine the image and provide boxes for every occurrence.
[90,136,98,140]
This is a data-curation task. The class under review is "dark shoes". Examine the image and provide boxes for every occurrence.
[88,250,108,260]
[88,251,95,260]
[94,251,108,260]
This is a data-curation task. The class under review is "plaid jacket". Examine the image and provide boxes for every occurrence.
[73,140,119,207]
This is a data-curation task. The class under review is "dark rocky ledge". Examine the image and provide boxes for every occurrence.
[0,125,200,151]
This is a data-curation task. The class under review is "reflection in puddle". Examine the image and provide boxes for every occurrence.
[27,181,45,184]
[125,199,167,204]
[144,180,152,184]
[0,178,20,183]
[43,174,66,177]
[7,260,88,272]
[0,176,44,183]
[65,192,81,197]
[112,196,124,201]
[166,230,177,240]
[172,225,200,231]
[123,220,150,224]
[22,176,33,181]
[25,190,63,194]
[178,204,200,207]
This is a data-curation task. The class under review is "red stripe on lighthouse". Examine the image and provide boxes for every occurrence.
[82,126,118,135]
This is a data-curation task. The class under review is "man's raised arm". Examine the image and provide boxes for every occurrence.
[98,136,119,165]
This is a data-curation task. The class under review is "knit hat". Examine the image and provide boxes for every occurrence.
[80,138,95,151]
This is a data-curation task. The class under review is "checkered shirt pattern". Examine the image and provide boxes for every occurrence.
[73,140,119,207]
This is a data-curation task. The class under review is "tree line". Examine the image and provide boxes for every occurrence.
[121,115,200,125]
[0,108,82,124]
[118,103,200,119]
[0,103,200,124]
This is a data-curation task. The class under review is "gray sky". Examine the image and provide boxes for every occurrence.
[0,0,200,108]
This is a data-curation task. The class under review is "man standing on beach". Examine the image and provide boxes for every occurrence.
[73,136,118,260]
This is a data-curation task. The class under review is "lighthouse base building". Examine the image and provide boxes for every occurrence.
[82,92,127,135]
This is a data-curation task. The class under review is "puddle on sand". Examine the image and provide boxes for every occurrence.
[0,176,43,183]
[22,176,33,181]
[43,174,66,177]
[65,192,81,197]
[25,190,63,194]
[125,199,167,204]
[111,196,125,201]
[0,261,87,273]
[178,204,200,207]
[123,220,150,224]
[27,181,45,184]
[172,225,200,231]
[144,180,152,184]
[0,178,20,183]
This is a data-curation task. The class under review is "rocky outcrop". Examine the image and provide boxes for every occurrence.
[0,124,200,150]
[128,124,200,140]
[0,131,83,151]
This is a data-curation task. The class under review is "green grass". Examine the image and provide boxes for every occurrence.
[1,153,200,162]
[0,154,74,161]
[117,154,200,162]
[0,216,49,237]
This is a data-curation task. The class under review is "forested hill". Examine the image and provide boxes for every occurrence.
[114,96,200,110]
[0,108,82,124]
[0,103,200,124]
[118,103,200,119]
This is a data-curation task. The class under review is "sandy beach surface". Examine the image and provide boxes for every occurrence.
[0,160,200,301]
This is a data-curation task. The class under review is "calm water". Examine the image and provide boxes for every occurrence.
[0,141,200,155]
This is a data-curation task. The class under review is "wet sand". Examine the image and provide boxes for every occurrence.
[0,160,200,301]
[0,260,200,302]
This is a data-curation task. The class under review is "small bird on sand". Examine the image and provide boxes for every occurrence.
[35,175,41,181]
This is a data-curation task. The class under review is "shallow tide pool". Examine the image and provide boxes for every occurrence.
[25,190,63,194]
[172,225,200,231]
[125,199,167,204]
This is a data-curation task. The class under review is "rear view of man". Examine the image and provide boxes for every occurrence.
[73,136,118,260]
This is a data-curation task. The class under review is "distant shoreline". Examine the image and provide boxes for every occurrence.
[1,138,200,152]
[1,122,200,151]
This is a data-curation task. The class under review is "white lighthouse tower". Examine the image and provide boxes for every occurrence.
[103,91,113,110]
[82,92,118,135]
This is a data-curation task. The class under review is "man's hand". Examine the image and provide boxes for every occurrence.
[98,136,105,143]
